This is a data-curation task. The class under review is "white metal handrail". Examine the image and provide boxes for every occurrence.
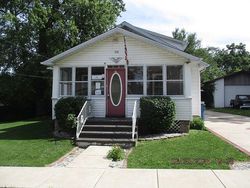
[132,100,138,141]
[76,100,91,139]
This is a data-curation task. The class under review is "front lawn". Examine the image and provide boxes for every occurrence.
[211,108,250,117]
[128,130,249,169]
[0,118,73,166]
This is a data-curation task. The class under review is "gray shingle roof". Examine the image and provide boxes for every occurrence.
[117,21,187,51]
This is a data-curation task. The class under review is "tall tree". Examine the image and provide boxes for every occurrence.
[172,28,224,82]
[1,0,125,70]
[0,0,125,118]
[172,28,201,54]
[214,43,250,74]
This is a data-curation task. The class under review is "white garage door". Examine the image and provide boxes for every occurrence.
[224,86,250,107]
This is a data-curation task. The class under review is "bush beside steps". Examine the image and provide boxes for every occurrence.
[139,96,176,134]
[54,97,86,131]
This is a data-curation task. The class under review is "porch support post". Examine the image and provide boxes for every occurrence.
[143,65,147,95]
[52,66,60,119]
[52,66,60,99]
[163,65,167,95]
[88,66,91,98]
[72,67,76,96]
[184,63,192,98]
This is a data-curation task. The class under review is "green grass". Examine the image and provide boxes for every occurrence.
[128,130,250,169]
[0,118,74,166]
[211,108,250,117]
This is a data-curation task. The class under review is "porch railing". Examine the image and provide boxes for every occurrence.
[132,100,138,141]
[76,100,92,139]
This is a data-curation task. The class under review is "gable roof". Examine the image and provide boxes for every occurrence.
[207,70,250,83]
[117,22,187,51]
[117,21,188,51]
[41,21,208,69]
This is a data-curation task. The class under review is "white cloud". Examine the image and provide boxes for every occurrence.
[118,0,250,50]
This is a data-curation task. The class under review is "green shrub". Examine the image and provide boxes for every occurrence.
[140,96,176,134]
[190,116,205,130]
[107,145,125,161]
[55,97,86,129]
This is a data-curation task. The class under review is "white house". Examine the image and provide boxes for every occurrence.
[212,71,250,108]
[41,22,208,122]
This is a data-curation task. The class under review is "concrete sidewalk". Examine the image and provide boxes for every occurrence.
[1,167,250,188]
[67,146,112,169]
[205,110,250,156]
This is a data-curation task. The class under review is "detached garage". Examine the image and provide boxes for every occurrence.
[212,71,250,108]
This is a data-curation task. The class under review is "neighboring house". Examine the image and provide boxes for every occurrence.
[211,71,250,108]
[41,22,208,121]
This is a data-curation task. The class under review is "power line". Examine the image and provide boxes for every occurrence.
[15,73,51,79]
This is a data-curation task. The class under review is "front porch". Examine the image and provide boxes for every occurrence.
[76,117,137,148]
[75,100,138,148]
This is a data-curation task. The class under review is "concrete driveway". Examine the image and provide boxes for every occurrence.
[205,110,250,156]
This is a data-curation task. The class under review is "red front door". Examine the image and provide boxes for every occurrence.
[106,68,126,117]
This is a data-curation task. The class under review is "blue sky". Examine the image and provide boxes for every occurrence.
[117,0,250,50]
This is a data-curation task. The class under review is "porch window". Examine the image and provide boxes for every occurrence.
[147,66,163,95]
[166,65,183,95]
[91,67,104,95]
[75,68,88,96]
[59,68,72,96]
[127,66,143,95]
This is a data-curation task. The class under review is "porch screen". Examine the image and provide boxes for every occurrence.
[127,66,143,95]
[91,67,104,95]
[166,65,183,95]
[147,66,163,95]
[75,68,88,96]
[59,68,72,96]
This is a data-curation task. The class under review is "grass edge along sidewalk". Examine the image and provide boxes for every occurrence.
[128,130,250,169]
[211,108,250,117]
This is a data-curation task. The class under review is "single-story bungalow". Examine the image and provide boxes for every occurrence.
[41,22,208,122]
[211,70,250,108]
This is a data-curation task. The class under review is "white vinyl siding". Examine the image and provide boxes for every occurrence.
[126,98,141,117]
[191,66,201,116]
[51,34,199,120]
[125,97,192,120]
[56,34,186,66]
[214,79,225,108]
[173,98,192,120]
[91,97,106,117]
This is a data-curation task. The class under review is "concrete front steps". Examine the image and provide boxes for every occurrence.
[76,118,137,148]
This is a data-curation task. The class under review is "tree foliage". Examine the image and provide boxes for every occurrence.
[0,0,125,118]
[172,28,225,82]
[214,43,250,74]
[172,28,250,107]
[0,0,125,71]
[172,28,201,54]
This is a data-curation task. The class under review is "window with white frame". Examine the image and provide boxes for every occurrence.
[91,67,104,95]
[166,65,183,95]
[75,68,88,96]
[127,66,143,95]
[147,66,163,95]
[60,68,72,96]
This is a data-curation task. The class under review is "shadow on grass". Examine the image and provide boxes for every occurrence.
[0,119,68,140]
